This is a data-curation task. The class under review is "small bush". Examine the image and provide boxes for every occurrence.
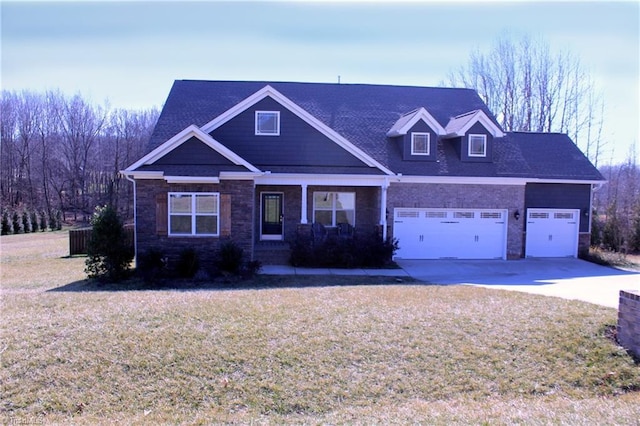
[12,211,21,234]
[1,210,11,235]
[30,211,39,232]
[217,240,244,275]
[85,205,134,282]
[39,210,47,232]
[176,248,200,278]
[21,211,31,233]
[138,248,168,284]
[55,210,63,230]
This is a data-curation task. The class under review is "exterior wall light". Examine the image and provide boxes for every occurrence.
[514,210,520,220]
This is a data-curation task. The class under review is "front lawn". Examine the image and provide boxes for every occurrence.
[1,232,638,424]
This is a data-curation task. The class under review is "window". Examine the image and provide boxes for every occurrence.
[169,193,219,236]
[411,132,430,155]
[313,192,355,226]
[255,111,280,135]
[468,134,487,157]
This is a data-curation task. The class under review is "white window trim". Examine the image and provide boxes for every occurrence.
[411,132,430,156]
[312,191,356,227]
[255,110,280,136]
[468,134,487,157]
[168,192,220,237]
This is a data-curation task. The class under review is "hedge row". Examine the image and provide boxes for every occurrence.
[1,209,63,235]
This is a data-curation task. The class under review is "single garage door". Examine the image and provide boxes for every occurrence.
[525,208,579,258]
[393,208,507,259]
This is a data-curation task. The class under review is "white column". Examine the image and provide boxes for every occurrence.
[300,183,308,224]
[380,180,388,240]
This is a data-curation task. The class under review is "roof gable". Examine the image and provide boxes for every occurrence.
[125,125,259,173]
[200,85,394,175]
[445,110,505,138]
[386,107,445,137]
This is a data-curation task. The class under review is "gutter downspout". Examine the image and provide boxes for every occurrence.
[124,173,138,269]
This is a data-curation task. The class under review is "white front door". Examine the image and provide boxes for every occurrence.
[393,208,507,259]
[525,209,580,257]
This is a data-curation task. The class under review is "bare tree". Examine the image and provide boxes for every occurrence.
[445,33,606,163]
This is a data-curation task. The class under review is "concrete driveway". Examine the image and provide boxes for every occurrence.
[396,258,640,308]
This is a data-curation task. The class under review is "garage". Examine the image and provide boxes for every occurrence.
[393,208,507,259]
[525,209,580,258]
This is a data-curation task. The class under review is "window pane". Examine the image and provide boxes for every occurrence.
[335,192,355,210]
[196,194,218,214]
[170,216,191,234]
[196,215,218,234]
[314,192,334,209]
[170,194,191,213]
[336,210,355,226]
[257,112,278,134]
[412,133,429,154]
[469,135,486,156]
[314,210,332,226]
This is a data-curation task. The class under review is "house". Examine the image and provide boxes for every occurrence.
[122,80,604,266]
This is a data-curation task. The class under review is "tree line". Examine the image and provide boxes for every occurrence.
[1,90,159,229]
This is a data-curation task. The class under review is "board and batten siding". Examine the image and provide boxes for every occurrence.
[209,97,371,168]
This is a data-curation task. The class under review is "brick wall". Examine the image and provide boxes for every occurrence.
[135,179,254,272]
[617,290,640,359]
[387,183,526,259]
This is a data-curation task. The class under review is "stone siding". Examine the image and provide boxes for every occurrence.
[135,179,254,272]
[387,183,526,259]
[617,290,640,359]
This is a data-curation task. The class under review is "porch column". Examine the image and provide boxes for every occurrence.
[300,183,308,224]
[380,181,388,240]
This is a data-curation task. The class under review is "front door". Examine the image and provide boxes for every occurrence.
[261,193,283,240]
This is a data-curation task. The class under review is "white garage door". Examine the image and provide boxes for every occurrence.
[525,209,579,258]
[393,208,507,259]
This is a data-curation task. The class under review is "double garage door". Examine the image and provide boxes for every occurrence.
[393,207,580,259]
[393,208,507,260]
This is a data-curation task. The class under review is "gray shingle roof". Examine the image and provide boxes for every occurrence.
[147,80,604,181]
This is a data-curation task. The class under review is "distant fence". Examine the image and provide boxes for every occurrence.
[69,225,134,256]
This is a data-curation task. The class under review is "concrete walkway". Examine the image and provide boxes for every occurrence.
[261,264,409,277]
[261,259,639,309]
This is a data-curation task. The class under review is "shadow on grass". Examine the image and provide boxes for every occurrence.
[47,274,418,293]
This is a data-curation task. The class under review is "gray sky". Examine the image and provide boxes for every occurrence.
[2,1,638,164]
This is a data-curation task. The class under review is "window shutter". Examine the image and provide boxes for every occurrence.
[221,194,231,237]
[156,194,167,235]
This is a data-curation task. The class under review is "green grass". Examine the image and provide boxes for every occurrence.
[1,232,639,424]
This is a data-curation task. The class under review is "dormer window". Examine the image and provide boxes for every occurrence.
[255,111,280,135]
[468,134,487,157]
[411,132,430,155]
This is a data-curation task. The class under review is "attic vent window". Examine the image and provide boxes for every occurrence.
[255,111,280,135]
[468,134,487,157]
[411,132,430,155]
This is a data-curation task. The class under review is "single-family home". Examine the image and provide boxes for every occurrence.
[122,80,604,265]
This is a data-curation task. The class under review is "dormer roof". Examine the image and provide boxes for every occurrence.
[445,109,505,138]
[386,107,446,137]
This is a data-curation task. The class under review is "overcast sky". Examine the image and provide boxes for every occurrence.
[1,1,638,164]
